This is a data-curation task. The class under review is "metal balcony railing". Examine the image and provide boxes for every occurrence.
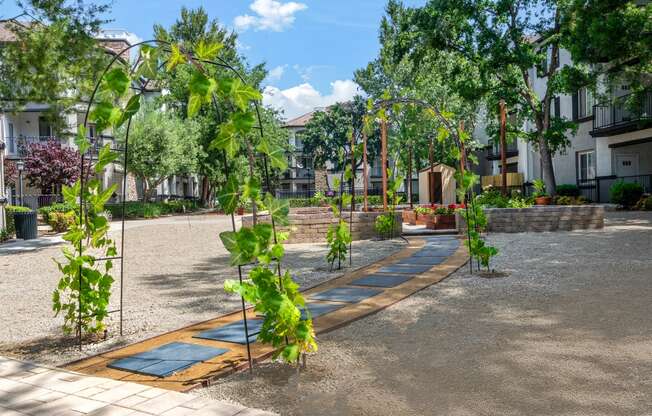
[592,91,652,136]
[4,136,111,158]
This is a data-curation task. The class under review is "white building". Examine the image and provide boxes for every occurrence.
[476,47,651,202]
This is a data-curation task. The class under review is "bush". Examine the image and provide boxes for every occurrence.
[39,202,77,223]
[374,213,395,239]
[556,184,580,197]
[476,188,533,208]
[3,205,31,238]
[634,196,652,211]
[105,200,200,219]
[554,195,588,206]
[48,211,76,233]
[609,181,644,208]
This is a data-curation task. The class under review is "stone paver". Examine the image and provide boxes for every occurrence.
[0,356,276,415]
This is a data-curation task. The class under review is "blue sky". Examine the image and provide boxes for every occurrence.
[5,0,424,119]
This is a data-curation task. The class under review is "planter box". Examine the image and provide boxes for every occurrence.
[402,210,416,225]
[425,214,456,230]
[415,213,429,225]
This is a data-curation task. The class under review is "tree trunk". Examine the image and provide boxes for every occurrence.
[201,176,209,206]
[499,100,508,196]
[381,120,388,212]
[408,143,413,209]
[538,136,557,195]
[362,131,368,212]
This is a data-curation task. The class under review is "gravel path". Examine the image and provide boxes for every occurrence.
[201,211,652,416]
[0,214,405,366]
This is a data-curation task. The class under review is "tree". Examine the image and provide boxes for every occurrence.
[302,96,380,190]
[24,140,80,193]
[560,0,651,106]
[154,7,280,205]
[3,158,17,186]
[385,0,581,195]
[123,107,201,201]
[0,0,112,129]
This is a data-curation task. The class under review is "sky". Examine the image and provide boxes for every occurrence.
[5,0,424,120]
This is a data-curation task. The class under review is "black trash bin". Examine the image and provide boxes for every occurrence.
[14,210,38,240]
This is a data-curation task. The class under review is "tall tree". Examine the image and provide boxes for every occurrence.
[123,107,201,201]
[385,0,579,194]
[0,0,112,130]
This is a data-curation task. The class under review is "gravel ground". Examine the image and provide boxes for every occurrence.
[0,213,405,366]
[201,211,652,416]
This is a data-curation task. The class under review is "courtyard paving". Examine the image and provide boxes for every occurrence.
[203,211,652,416]
[0,214,405,366]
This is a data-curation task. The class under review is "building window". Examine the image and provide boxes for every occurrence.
[38,117,53,138]
[578,87,594,119]
[577,150,595,182]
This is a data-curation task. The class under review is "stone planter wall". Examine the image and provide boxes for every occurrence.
[242,208,402,244]
[456,205,605,233]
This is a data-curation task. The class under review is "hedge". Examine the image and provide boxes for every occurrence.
[105,200,200,219]
[38,202,77,223]
[3,205,32,239]
[286,195,382,208]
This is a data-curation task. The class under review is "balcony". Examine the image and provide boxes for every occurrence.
[4,136,111,158]
[486,142,518,161]
[591,91,652,137]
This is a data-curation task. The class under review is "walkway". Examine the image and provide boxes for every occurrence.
[0,356,275,415]
[65,236,468,392]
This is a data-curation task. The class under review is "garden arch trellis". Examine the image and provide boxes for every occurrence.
[364,97,483,273]
[74,39,291,371]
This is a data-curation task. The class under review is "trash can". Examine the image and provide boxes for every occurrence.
[14,210,38,240]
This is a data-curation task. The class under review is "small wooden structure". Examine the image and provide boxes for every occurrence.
[418,163,457,205]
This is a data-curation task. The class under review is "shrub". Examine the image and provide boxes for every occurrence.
[105,200,200,219]
[4,205,31,237]
[476,188,533,208]
[0,228,9,242]
[556,184,580,197]
[609,181,644,208]
[554,195,588,206]
[374,213,395,239]
[39,202,77,223]
[48,211,76,233]
[634,196,652,211]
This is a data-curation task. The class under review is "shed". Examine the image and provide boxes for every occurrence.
[418,164,457,205]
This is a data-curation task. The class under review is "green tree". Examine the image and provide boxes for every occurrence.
[0,0,111,129]
[122,107,200,201]
[384,0,581,195]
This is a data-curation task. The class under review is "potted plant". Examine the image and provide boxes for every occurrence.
[414,206,432,225]
[532,179,552,205]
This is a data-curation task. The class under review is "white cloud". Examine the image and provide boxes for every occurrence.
[267,65,287,82]
[263,80,361,120]
[292,64,333,82]
[234,0,307,32]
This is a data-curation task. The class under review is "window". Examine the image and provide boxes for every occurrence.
[577,150,595,182]
[38,117,53,137]
[575,87,594,120]
[87,124,96,138]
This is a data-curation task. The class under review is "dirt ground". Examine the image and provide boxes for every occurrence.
[202,211,652,416]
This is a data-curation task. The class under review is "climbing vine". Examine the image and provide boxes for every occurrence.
[53,39,318,361]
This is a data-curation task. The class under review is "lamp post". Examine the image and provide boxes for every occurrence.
[16,160,24,207]
[0,141,6,231]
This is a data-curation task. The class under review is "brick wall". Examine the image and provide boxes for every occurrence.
[242,208,402,244]
[457,205,605,233]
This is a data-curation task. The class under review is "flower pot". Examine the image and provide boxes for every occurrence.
[415,213,428,225]
[403,211,417,225]
[535,196,552,206]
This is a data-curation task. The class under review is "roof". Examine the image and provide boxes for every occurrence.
[284,111,316,128]
[418,163,456,173]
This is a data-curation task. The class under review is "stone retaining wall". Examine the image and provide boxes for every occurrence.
[457,205,605,233]
[242,208,402,244]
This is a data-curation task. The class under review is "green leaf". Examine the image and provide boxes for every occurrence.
[242,177,261,203]
[230,78,262,110]
[166,44,187,71]
[219,231,238,252]
[138,45,159,79]
[94,144,119,174]
[281,344,300,363]
[232,111,255,134]
[90,101,122,130]
[217,176,240,214]
[211,121,240,157]
[195,40,223,61]
[187,93,202,118]
[189,71,211,97]
[75,126,91,155]
[256,138,288,171]
[253,223,273,246]
[118,94,141,127]
[271,243,284,260]
[263,194,290,226]
[103,68,130,96]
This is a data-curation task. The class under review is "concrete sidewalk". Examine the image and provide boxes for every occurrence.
[0,356,275,416]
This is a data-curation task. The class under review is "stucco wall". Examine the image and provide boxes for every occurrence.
[418,165,457,205]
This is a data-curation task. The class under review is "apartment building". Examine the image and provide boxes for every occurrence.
[477,47,651,202]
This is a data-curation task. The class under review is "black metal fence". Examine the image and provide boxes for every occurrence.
[275,187,386,199]
[578,174,652,203]
[10,194,62,210]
